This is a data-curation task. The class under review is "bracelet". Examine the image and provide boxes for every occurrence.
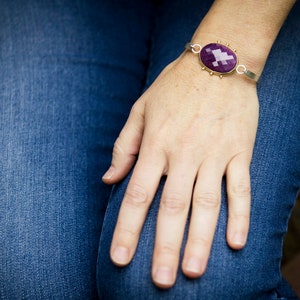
[185,42,259,82]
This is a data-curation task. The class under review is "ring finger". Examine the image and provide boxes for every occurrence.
[182,157,226,278]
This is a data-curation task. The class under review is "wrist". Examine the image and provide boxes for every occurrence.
[190,0,296,76]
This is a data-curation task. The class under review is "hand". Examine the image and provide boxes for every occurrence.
[103,52,259,288]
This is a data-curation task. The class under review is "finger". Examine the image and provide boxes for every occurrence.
[182,158,225,278]
[102,99,145,184]
[226,153,251,249]
[110,153,165,266]
[152,161,198,288]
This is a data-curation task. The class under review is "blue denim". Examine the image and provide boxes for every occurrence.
[0,0,154,299]
[0,0,299,299]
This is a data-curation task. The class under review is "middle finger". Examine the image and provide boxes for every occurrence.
[151,160,198,288]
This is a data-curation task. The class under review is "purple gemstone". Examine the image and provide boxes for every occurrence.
[200,43,237,74]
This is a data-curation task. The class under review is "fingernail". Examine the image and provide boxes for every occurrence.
[112,246,129,265]
[185,257,202,275]
[232,232,246,246]
[103,166,115,180]
[154,267,174,286]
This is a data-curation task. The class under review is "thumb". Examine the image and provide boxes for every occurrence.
[102,100,145,184]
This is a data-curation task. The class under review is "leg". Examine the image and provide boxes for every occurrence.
[97,1,300,299]
[0,0,154,298]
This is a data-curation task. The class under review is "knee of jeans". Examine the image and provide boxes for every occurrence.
[97,221,283,299]
[97,176,284,299]
[98,249,282,300]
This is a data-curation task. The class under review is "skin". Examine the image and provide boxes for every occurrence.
[103,0,296,289]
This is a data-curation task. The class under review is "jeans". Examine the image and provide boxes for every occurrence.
[0,0,299,299]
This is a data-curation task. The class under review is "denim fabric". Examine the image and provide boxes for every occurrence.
[0,0,154,299]
[97,1,300,300]
[0,0,299,299]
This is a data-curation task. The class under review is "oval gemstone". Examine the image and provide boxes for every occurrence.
[200,43,237,74]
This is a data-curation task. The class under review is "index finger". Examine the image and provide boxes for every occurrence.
[110,155,164,266]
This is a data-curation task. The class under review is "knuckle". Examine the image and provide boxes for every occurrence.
[230,181,251,198]
[142,136,163,154]
[160,193,187,215]
[230,212,249,223]
[193,191,220,209]
[113,137,125,156]
[156,243,179,258]
[124,184,148,207]
[188,235,211,249]
[117,223,140,240]
[131,100,141,113]
[130,100,144,119]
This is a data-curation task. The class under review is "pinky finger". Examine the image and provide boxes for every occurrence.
[226,153,251,250]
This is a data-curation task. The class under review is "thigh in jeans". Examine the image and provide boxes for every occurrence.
[0,0,154,299]
[97,1,300,299]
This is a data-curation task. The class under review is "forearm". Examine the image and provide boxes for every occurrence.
[190,0,296,75]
